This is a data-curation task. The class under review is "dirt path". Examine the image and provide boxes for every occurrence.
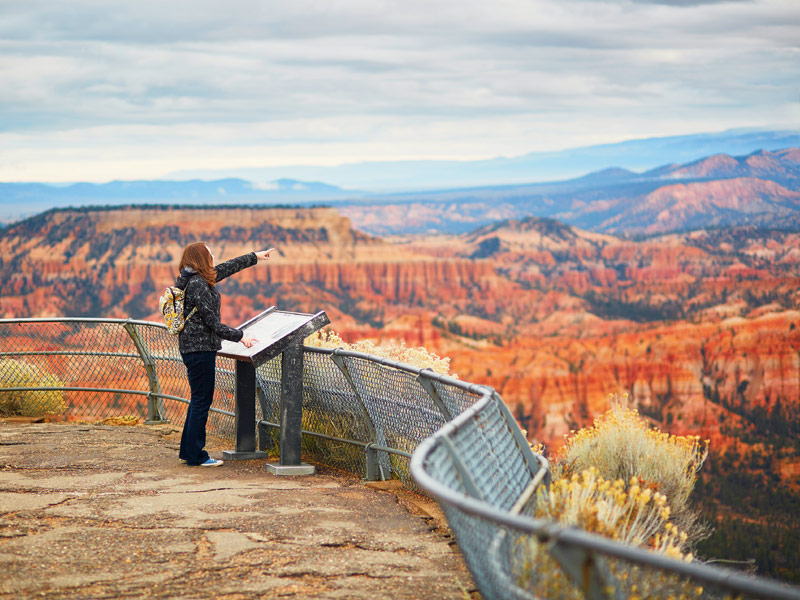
[0,421,475,599]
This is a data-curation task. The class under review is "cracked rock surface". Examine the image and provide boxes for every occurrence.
[0,422,475,599]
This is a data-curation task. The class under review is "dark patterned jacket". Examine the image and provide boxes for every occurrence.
[175,253,257,354]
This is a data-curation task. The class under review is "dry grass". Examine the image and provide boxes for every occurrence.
[305,329,453,376]
[0,358,66,417]
[552,397,709,545]
[517,467,705,599]
[535,467,692,558]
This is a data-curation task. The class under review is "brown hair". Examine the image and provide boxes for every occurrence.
[179,242,216,287]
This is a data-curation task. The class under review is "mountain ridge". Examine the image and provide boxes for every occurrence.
[340,147,800,236]
[166,128,800,190]
[0,178,360,224]
[3,128,799,226]
[644,147,800,183]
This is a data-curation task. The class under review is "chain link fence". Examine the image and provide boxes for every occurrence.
[410,393,800,600]
[0,318,236,437]
[0,318,485,487]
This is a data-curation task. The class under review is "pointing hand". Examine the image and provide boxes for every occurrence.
[255,248,276,261]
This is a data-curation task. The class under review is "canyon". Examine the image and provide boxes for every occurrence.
[1,206,798,452]
[2,202,799,580]
[3,145,800,582]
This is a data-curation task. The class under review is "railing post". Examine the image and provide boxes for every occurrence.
[441,437,485,501]
[365,443,380,481]
[235,360,258,453]
[416,371,453,422]
[330,350,387,480]
[278,340,305,467]
[123,321,167,424]
[547,541,620,600]
[493,391,548,486]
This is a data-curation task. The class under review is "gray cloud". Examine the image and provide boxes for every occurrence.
[0,0,797,181]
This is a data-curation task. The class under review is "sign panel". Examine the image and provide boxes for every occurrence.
[218,307,329,366]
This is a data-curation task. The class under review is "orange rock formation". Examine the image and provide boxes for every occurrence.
[2,207,799,465]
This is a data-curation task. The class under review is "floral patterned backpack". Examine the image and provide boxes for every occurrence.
[158,286,197,335]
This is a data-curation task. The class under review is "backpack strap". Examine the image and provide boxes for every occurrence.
[182,274,199,320]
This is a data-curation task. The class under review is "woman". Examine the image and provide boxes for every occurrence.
[176,242,275,466]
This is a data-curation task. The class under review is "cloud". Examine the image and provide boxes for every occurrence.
[0,0,797,182]
[250,181,280,191]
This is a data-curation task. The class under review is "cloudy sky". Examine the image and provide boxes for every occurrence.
[1,0,798,183]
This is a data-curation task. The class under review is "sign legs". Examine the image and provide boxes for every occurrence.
[222,360,270,461]
[220,341,314,474]
[267,340,315,475]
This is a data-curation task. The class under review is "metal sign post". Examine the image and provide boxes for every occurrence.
[218,307,329,475]
[279,340,304,469]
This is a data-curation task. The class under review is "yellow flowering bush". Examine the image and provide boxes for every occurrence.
[535,468,691,558]
[554,398,708,542]
[515,399,716,598]
[517,468,704,599]
[0,359,66,417]
[305,329,453,376]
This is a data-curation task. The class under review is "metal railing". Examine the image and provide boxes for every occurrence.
[2,317,799,599]
[0,317,485,487]
[410,392,800,600]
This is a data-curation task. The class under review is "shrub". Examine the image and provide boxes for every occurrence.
[535,468,691,557]
[517,468,704,599]
[0,359,66,417]
[305,329,453,376]
[553,398,709,545]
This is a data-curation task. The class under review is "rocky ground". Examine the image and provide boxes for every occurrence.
[0,420,475,599]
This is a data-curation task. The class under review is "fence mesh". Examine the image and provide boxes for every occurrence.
[489,522,771,600]
[340,356,436,484]
[448,393,534,510]
[435,504,754,600]
[294,351,372,475]
[0,319,482,485]
[429,377,484,419]
[414,395,800,600]
[1,320,150,420]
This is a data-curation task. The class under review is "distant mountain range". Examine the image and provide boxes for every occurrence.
[2,129,799,231]
[0,178,357,224]
[167,127,800,190]
[340,147,800,235]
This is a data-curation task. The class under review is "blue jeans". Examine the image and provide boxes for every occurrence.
[179,351,217,465]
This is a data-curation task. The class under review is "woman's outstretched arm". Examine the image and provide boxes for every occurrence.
[214,248,275,282]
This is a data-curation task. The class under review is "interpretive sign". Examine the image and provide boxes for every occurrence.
[218,307,329,475]
[218,307,330,365]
